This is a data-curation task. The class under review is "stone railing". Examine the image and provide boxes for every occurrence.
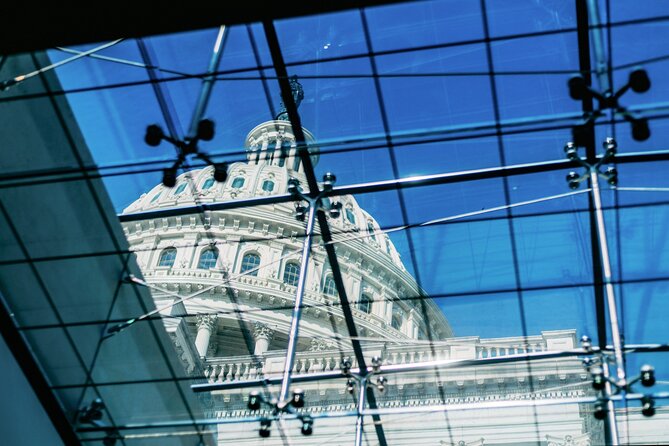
[202,330,577,384]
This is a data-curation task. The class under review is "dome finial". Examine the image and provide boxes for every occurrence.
[276,75,304,121]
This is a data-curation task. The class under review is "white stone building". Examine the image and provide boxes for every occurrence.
[120,118,665,445]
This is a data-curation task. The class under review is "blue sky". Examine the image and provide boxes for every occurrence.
[45,1,669,386]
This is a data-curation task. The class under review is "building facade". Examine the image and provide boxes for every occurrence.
[121,119,607,445]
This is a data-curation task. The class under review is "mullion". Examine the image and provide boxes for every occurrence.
[6,102,669,188]
[32,48,205,443]
[20,273,669,357]
[358,8,463,445]
[134,34,294,445]
[4,12,669,106]
[245,19,352,374]
[262,19,391,446]
[479,0,542,440]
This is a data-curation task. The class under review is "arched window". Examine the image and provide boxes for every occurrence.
[231,177,245,188]
[150,192,161,203]
[241,253,261,276]
[283,262,300,286]
[345,207,356,225]
[157,247,176,267]
[202,177,215,190]
[359,294,372,314]
[391,313,403,331]
[367,221,377,242]
[323,276,337,296]
[385,236,393,255]
[262,180,274,192]
[174,183,187,195]
[197,248,218,269]
[277,148,286,167]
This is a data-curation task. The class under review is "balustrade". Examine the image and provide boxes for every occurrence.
[202,335,560,384]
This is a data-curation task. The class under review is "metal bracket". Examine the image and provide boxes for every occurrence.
[568,68,652,143]
[581,336,658,420]
[564,137,618,190]
[288,172,342,221]
[246,389,313,437]
[77,398,121,446]
[143,119,228,187]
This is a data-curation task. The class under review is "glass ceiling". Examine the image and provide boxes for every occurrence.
[1,0,669,445]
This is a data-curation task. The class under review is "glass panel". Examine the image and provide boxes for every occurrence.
[366,0,483,51]
[5,2,669,444]
[486,0,576,37]
[275,10,367,64]
[46,39,150,91]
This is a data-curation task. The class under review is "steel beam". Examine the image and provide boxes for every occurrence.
[192,347,592,392]
[76,392,669,433]
[575,0,619,443]
[278,201,318,404]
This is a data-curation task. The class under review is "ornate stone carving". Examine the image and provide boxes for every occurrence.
[253,323,275,341]
[309,338,337,352]
[196,314,217,331]
[546,434,591,446]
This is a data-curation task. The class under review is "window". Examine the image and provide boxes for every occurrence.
[262,180,274,192]
[241,253,261,276]
[157,247,176,267]
[367,221,377,242]
[202,177,215,190]
[231,177,245,188]
[359,294,372,314]
[392,313,403,330]
[323,275,337,296]
[197,248,218,269]
[345,207,356,225]
[150,192,161,203]
[283,262,300,286]
[174,183,187,195]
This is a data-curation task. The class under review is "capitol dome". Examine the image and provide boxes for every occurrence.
[122,118,453,367]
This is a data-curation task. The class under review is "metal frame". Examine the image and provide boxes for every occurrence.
[573,0,619,442]
[110,13,669,444]
[2,1,668,444]
[76,391,669,434]
[262,19,389,444]
[278,199,317,405]
[118,148,669,223]
[192,347,596,392]
[0,291,82,446]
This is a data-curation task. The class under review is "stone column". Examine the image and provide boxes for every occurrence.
[194,314,217,358]
[253,323,275,355]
